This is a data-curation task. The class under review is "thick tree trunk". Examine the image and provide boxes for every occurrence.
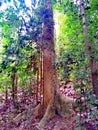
[34,0,75,129]
[80,0,98,98]
[43,49,55,106]
[41,0,55,107]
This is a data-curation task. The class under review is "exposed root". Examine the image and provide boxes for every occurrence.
[36,99,55,128]
[34,92,75,129]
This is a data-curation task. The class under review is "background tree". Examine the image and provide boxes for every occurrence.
[80,0,98,98]
[54,0,98,97]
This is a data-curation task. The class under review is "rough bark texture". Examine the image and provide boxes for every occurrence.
[80,0,98,98]
[42,0,55,107]
[33,0,75,129]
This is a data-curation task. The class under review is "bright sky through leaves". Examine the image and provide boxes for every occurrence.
[25,0,31,7]
[0,0,32,11]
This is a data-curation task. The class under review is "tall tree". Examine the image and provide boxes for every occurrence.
[80,0,98,98]
[34,0,74,129]
[42,0,55,107]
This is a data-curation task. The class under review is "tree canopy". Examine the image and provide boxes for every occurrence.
[0,0,98,130]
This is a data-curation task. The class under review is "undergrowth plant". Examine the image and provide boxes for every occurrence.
[74,84,98,130]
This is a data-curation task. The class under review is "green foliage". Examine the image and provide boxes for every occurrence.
[75,125,86,130]
[54,0,98,86]
[0,1,97,129]
[54,1,98,127]
[55,10,88,82]
[0,0,43,91]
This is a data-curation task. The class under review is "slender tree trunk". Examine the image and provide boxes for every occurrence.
[11,71,18,107]
[36,69,39,105]
[28,62,33,96]
[14,71,18,101]
[80,0,98,98]
[12,72,15,104]
[29,76,32,95]
[39,50,43,104]
[5,86,8,103]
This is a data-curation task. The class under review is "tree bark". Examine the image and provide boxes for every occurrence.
[34,0,75,129]
[39,0,55,108]
[11,71,18,108]
[15,71,18,101]
[80,0,98,98]
[5,86,8,103]
[12,72,15,105]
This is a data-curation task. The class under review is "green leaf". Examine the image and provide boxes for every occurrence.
[95,100,98,105]
[74,85,81,89]
[75,126,86,130]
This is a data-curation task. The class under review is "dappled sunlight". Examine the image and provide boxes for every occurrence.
[0,0,98,130]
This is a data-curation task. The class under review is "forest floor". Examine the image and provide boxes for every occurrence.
[0,83,98,130]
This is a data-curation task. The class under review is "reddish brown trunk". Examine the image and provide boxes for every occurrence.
[11,71,18,106]
[91,60,98,98]
[34,1,75,129]
[39,51,43,102]
[12,73,15,103]
[5,86,8,103]
[42,0,55,107]
[36,69,39,105]
[80,0,98,98]
[43,49,55,106]
[15,72,18,101]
